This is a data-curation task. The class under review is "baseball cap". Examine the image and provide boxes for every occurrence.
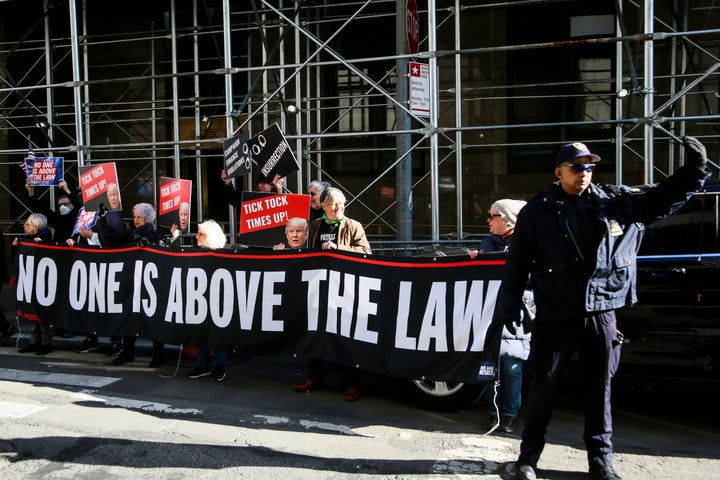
[555,142,601,166]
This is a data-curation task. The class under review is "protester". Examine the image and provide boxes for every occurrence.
[0,236,18,344]
[111,203,166,368]
[25,179,82,244]
[496,138,711,480]
[95,201,130,356]
[221,170,287,209]
[257,173,285,193]
[273,217,308,250]
[470,199,531,435]
[294,187,371,401]
[186,220,230,382]
[13,213,53,355]
[67,220,107,354]
[308,180,331,222]
[307,187,371,254]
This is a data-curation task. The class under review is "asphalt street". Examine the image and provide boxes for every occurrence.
[1,294,719,479]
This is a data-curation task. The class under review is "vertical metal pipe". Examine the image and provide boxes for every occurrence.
[395,0,412,243]
[81,0,89,162]
[454,0,463,239]
[293,1,303,192]
[615,1,624,185]
[643,0,654,184]
[668,0,677,173]
[193,0,203,221]
[223,0,237,240]
[43,0,56,207]
[151,21,159,209]
[314,8,322,184]
[68,0,86,166]
[428,0,440,241]
[171,0,181,178]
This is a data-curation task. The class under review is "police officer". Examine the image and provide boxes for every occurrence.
[495,137,711,480]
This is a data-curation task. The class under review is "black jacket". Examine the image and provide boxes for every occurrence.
[496,164,709,323]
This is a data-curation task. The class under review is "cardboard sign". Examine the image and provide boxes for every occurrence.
[25,157,64,186]
[223,131,252,179]
[78,162,122,212]
[245,123,299,181]
[71,207,98,237]
[238,191,310,247]
[158,177,193,232]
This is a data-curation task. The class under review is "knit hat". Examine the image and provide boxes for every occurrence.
[491,199,527,230]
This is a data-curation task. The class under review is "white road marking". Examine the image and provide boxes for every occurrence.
[77,389,204,415]
[254,414,289,425]
[0,400,47,418]
[0,368,120,388]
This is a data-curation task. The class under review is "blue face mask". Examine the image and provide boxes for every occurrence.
[59,204,72,215]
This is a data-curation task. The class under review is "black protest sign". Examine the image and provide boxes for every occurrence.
[246,123,299,180]
[223,131,252,179]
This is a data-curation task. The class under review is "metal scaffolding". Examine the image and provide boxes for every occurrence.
[1,0,719,247]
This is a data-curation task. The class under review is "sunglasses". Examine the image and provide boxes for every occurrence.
[561,163,596,173]
[487,212,503,221]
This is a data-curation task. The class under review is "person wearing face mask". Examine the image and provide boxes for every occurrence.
[25,178,82,244]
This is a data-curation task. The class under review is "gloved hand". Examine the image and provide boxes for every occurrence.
[682,136,708,168]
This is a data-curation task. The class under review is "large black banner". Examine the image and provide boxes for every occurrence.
[14,242,506,384]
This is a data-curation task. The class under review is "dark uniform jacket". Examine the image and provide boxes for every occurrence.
[496,164,708,323]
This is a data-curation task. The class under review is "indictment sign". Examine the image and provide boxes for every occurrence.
[409,61,430,117]
[14,242,506,384]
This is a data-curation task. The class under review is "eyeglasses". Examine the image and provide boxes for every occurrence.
[561,163,596,173]
[487,212,503,221]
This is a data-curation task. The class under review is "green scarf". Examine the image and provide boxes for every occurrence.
[322,213,344,225]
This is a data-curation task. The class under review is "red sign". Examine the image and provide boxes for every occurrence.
[78,162,121,212]
[158,177,193,231]
[406,0,419,56]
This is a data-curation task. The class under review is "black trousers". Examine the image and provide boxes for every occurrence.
[519,311,622,469]
[122,336,164,360]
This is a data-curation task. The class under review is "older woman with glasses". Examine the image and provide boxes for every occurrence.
[466,199,531,436]
[13,212,54,355]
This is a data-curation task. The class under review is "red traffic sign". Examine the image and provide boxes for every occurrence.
[406,0,419,56]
